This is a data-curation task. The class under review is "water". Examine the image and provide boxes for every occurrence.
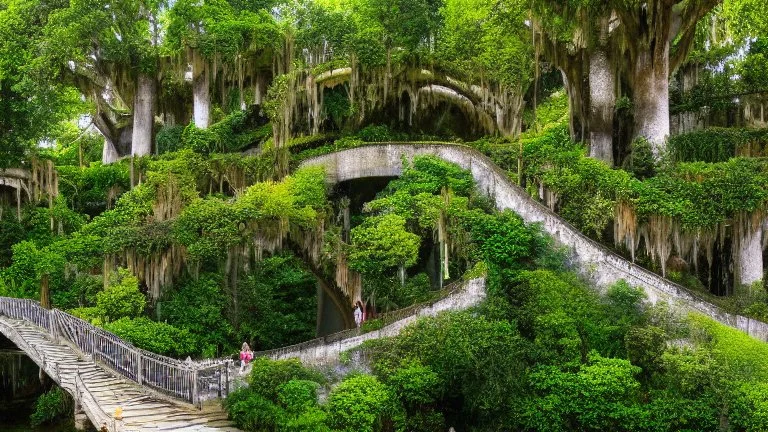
[2,418,79,432]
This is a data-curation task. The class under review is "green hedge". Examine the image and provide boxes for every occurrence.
[668,127,768,163]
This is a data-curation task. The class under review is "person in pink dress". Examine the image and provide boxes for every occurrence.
[239,342,253,373]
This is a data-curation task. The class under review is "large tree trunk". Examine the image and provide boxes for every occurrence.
[588,49,616,165]
[632,49,670,158]
[559,61,587,142]
[734,218,764,294]
[131,73,155,156]
[102,139,120,164]
[40,274,50,309]
[193,63,210,129]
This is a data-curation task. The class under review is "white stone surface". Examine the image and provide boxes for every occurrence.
[301,144,768,342]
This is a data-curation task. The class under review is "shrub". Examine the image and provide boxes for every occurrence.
[30,386,72,427]
[159,274,233,357]
[624,137,656,179]
[356,124,406,142]
[325,374,402,432]
[224,358,326,431]
[156,125,185,154]
[103,317,197,357]
[247,358,324,401]
[361,318,384,333]
[96,268,145,322]
[667,127,768,163]
[349,214,421,275]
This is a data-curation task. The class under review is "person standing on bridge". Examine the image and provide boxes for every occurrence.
[239,342,253,373]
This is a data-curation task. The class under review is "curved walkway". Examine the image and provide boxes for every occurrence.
[300,143,768,341]
[253,278,485,365]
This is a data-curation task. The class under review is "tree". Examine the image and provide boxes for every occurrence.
[439,0,532,136]
[530,0,721,162]
[0,0,82,167]
[529,0,617,161]
[164,0,279,128]
[96,267,146,322]
[349,214,420,275]
[43,0,162,160]
[325,374,402,432]
[615,0,720,156]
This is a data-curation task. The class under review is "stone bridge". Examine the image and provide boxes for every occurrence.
[2,143,768,429]
[300,143,768,341]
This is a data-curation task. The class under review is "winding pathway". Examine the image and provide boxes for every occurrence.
[300,143,768,341]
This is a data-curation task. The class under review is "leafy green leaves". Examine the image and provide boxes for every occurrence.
[103,317,197,357]
[349,214,420,274]
[96,268,145,322]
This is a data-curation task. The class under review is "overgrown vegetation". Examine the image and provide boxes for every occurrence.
[3,0,768,430]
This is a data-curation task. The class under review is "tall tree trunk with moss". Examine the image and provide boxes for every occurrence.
[631,48,671,158]
[734,214,764,294]
[617,0,719,158]
[193,59,210,129]
[588,23,617,166]
[131,73,155,157]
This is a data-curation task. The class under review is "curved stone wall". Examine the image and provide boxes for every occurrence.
[301,143,768,341]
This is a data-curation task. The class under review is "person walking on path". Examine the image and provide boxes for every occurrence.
[354,302,363,328]
[239,342,253,373]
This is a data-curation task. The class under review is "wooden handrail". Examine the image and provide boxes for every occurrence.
[0,278,473,405]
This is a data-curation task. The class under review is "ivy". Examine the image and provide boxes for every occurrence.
[667,128,768,163]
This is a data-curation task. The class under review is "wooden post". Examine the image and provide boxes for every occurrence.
[137,353,143,385]
[192,369,198,406]
[224,361,229,397]
[218,364,223,398]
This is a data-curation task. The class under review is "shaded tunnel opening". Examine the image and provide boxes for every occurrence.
[0,334,52,428]
[315,176,397,337]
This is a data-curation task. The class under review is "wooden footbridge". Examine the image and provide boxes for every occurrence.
[0,299,240,432]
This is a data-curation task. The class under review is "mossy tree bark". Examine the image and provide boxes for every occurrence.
[734,215,764,293]
[131,73,156,157]
[192,57,210,129]
[588,48,616,165]
[616,0,719,158]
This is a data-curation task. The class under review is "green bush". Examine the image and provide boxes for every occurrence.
[182,123,219,153]
[30,386,72,427]
[247,358,325,401]
[729,382,768,432]
[355,124,406,142]
[325,374,402,432]
[96,268,145,322]
[159,274,233,357]
[103,317,197,357]
[349,214,421,275]
[667,127,768,163]
[361,318,384,333]
[156,125,185,154]
[224,358,326,431]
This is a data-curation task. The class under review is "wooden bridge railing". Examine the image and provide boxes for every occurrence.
[0,298,230,406]
[0,278,475,406]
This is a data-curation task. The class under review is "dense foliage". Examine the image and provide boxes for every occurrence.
[29,386,73,428]
[4,0,768,430]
